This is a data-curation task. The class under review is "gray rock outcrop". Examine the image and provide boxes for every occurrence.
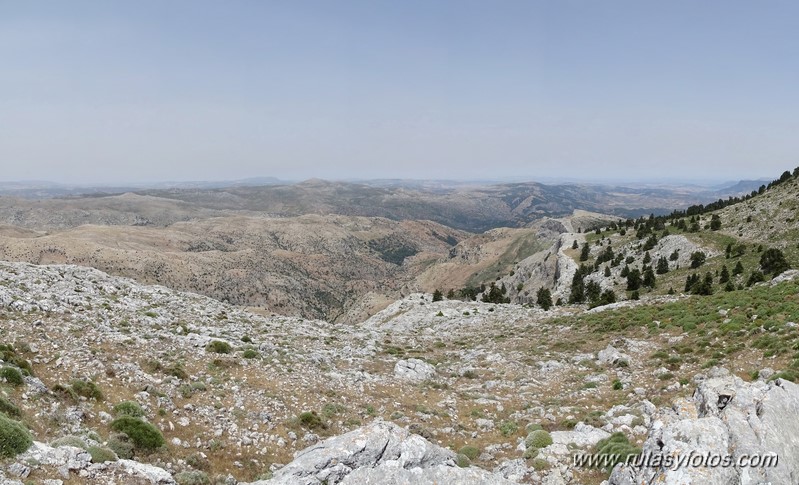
[394,358,436,381]
[247,420,518,484]
[608,368,799,485]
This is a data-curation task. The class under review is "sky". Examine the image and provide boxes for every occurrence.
[1,1,798,184]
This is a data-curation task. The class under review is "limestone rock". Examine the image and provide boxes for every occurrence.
[394,358,436,382]
[247,420,519,484]
[608,370,799,485]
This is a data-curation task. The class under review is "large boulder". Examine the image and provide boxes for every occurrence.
[393,358,436,382]
[608,369,799,485]
[246,420,518,484]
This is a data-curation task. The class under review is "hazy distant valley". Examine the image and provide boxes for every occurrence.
[0,177,762,322]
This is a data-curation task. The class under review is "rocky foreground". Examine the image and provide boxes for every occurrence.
[1,261,798,484]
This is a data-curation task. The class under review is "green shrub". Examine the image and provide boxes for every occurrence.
[593,432,641,469]
[166,363,189,380]
[107,433,134,459]
[531,458,550,470]
[769,370,798,382]
[499,420,519,437]
[525,423,543,433]
[459,445,480,460]
[87,445,118,463]
[0,344,32,375]
[175,471,211,485]
[70,379,103,400]
[0,396,21,417]
[114,401,145,417]
[0,413,32,458]
[186,452,210,471]
[0,367,23,386]
[51,435,88,449]
[242,349,259,359]
[526,430,553,449]
[456,453,471,468]
[110,417,165,451]
[523,447,539,459]
[321,403,346,419]
[612,379,623,390]
[298,411,324,430]
[206,341,232,354]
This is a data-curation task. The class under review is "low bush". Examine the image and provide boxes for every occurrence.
[114,401,145,417]
[107,433,134,459]
[206,341,232,354]
[175,470,211,485]
[110,417,165,451]
[459,445,480,461]
[87,445,118,463]
[298,411,324,430]
[526,430,553,449]
[499,420,519,437]
[0,367,24,386]
[70,379,103,400]
[51,435,88,449]
[0,413,32,458]
[0,396,21,417]
[593,432,641,469]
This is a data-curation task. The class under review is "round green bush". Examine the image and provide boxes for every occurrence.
[456,453,471,468]
[525,430,553,449]
[113,401,145,417]
[297,411,324,430]
[107,433,134,459]
[525,423,543,433]
[110,416,165,451]
[0,396,21,417]
[175,471,211,485]
[70,379,103,400]
[88,445,118,463]
[51,435,88,449]
[523,446,539,459]
[0,367,24,386]
[242,349,259,359]
[206,341,232,354]
[0,413,32,458]
[458,445,480,461]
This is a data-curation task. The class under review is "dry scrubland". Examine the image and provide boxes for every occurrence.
[0,173,798,484]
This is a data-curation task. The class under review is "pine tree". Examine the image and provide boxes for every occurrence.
[432,289,443,302]
[719,265,730,284]
[760,248,790,276]
[656,257,669,275]
[579,243,590,262]
[626,268,642,291]
[536,287,553,310]
[572,240,578,250]
[642,251,652,264]
[643,267,656,288]
[733,261,744,276]
[604,266,611,277]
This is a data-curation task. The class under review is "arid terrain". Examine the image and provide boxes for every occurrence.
[1,172,798,485]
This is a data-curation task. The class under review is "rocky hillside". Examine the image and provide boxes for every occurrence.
[2,258,798,484]
[0,215,466,322]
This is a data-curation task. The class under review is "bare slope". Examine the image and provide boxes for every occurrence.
[0,215,466,321]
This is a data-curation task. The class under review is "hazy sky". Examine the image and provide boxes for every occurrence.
[2,1,798,184]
